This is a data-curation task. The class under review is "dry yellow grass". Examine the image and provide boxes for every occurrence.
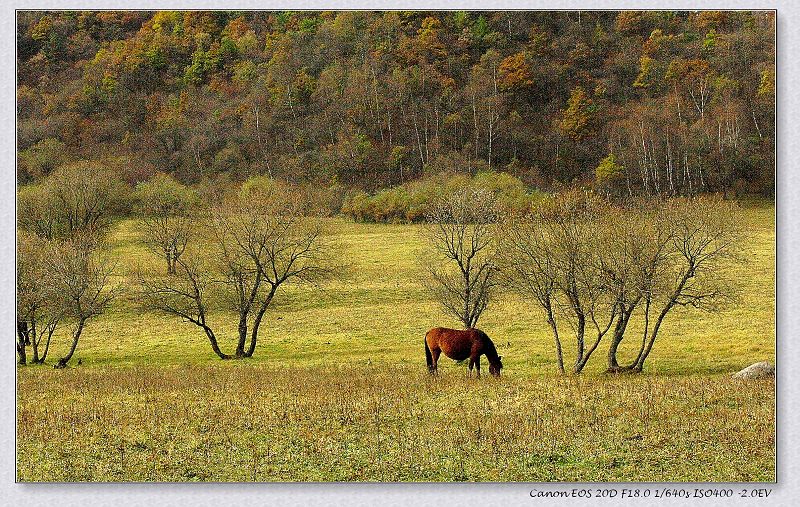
[17,365,774,482]
[16,203,775,481]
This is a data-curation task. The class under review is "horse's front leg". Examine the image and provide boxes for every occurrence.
[474,355,481,378]
[468,358,475,377]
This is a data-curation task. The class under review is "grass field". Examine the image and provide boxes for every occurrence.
[16,203,776,482]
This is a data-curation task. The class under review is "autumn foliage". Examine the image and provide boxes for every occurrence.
[17,11,774,195]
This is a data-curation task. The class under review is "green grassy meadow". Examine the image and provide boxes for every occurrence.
[16,203,775,482]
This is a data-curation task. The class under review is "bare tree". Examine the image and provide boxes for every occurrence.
[48,236,116,369]
[624,196,741,372]
[134,173,198,274]
[498,191,616,374]
[16,162,122,368]
[501,192,741,374]
[599,202,673,372]
[17,232,63,365]
[136,187,333,359]
[423,188,499,329]
[135,252,228,358]
[497,212,563,372]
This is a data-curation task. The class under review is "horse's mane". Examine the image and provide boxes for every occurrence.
[477,329,500,362]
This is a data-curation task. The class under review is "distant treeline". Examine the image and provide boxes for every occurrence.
[17,11,774,195]
[18,159,542,227]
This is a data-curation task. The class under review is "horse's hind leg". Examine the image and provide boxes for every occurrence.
[431,348,441,375]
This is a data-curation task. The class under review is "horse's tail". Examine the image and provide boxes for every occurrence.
[424,332,434,373]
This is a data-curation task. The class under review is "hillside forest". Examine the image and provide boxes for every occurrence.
[17,10,775,198]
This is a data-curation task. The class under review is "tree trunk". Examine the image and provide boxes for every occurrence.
[606,311,625,370]
[16,323,27,365]
[607,336,622,370]
[246,290,276,357]
[235,317,248,357]
[245,326,259,358]
[413,109,425,168]
[606,303,634,371]
[574,332,603,374]
[631,305,670,372]
[55,318,85,369]
[472,91,479,166]
[572,313,586,373]
[36,325,55,364]
[625,297,651,370]
[752,110,762,140]
[630,266,693,371]
[29,319,40,363]
[546,308,564,374]
[167,247,180,275]
[204,326,231,360]
[31,335,39,363]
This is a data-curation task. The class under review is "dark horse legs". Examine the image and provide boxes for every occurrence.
[431,348,441,374]
[469,355,481,378]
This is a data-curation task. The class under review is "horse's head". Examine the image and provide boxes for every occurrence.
[489,355,503,377]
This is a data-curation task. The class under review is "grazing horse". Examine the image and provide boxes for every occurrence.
[424,327,503,378]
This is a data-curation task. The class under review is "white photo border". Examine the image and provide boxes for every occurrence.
[1,1,790,506]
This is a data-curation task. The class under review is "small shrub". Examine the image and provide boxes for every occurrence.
[341,191,370,222]
[341,172,542,223]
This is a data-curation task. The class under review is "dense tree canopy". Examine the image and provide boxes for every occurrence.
[17,10,774,195]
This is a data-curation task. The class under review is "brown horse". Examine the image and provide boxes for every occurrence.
[424,327,503,378]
